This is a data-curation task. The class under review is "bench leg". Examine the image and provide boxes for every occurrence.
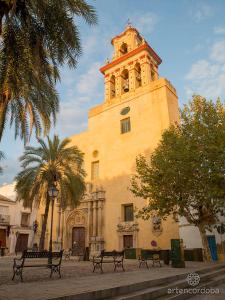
[93,262,97,273]
[122,261,125,271]
[138,260,141,268]
[21,270,23,282]
[50,265,61,278]
[138,259,149,269]
[114,262,117,272]
[146,260,149,269]
[12,269,16,281]
[50,267,53,278]
[12,267,23,282]
[152,260,161,267]
[114,261,125,272]
[93,262,103,273]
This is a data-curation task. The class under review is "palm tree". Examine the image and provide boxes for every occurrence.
[0,150,4,173]
[0,0,97,142]
[15,135,86,250]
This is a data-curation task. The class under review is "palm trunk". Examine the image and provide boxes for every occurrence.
[198,223,211,261]
[0,101,7,141]
[39,194,50,250]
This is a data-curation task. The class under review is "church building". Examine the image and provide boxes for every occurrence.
[36,25,180,256]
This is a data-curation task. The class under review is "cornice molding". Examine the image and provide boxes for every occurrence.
[100,43,162,74]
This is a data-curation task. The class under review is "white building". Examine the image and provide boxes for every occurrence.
[179,216,225,261]
[0,183,38,254]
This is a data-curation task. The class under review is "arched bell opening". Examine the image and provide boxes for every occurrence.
[110,75,116,99]
[120,43,128,56]
[134,63,142,88]
[121,69,129,94]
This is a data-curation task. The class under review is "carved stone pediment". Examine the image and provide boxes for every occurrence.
[66,210,87,228]
[117,221,139,232]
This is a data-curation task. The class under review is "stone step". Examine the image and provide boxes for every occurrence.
[60,264,225,300]
[161,273,225,300]
[109,266,225,300]
[48,264,225,300]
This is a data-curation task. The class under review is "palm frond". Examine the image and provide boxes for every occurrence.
[0,0,97,142]
[15,135,86,210]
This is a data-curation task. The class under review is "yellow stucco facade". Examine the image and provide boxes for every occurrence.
[36,26,180,256]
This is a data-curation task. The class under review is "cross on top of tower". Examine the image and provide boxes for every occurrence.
[126,18,132,29]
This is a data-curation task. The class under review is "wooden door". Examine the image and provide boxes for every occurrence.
[207,235,218,261]
[0,229,6,247]
[123,235,133,249]
[15,234,29,253]
[72,227,85,255]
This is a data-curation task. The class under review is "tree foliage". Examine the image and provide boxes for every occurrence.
[15,135,86,249]
[0,0,97,142]
[131,95,225,260]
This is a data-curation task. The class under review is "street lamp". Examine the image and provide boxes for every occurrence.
[48,185,59,264]
[33,220,38,233]
[32,220,39,251]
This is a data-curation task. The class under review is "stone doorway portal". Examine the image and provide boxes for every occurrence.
[15,233,29,253]
[123,234,133,249]
[72,227,85,255]
[0,229,6,247]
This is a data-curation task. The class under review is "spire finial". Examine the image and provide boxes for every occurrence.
[126,18,132,29]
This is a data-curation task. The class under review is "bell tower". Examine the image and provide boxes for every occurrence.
[100,25,162,103]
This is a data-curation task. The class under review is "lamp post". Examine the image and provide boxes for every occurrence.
[48,185,59,264]
[32,220,38,251]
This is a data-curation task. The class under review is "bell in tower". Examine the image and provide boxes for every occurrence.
[123,79,129,93]
[121,69,129,93]
[120,43,128,56]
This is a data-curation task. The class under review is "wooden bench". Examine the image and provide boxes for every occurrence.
[92,250,125,273]
[138,250,161,268]
[12,250,63,282]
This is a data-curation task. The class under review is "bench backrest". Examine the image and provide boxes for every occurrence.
[101,250,124,258]
[22,250,63,259]
[141,249,160,259]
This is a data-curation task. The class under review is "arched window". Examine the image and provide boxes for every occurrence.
[110,75,116,99]
[134,63,142,88]
[120,43,128,55]
[121,69,129,94]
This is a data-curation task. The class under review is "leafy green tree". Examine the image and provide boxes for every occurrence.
[131,96,225,261]
[15,135,86,250]
[0,0,97,142]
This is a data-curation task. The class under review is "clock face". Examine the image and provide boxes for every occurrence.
[120,106,130,115]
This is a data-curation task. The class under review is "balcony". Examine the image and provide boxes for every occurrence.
[0,214,10,225]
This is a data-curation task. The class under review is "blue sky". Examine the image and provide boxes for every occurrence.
[1,0,225,184]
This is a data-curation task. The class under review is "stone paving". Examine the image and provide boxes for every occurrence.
[0,255,139,285]
[188,283,225,299]
[0,256,224,300]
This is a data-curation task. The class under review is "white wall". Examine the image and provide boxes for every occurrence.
[179,225,203,248]
[179,216,225,249]
[0,182,38,254]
